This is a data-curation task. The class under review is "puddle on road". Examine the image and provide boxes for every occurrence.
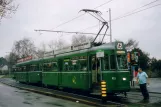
[44,102,65,107]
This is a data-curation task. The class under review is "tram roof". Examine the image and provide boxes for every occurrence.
[16,42,124,65]
[16,58,41,66]
[44,42,118,58]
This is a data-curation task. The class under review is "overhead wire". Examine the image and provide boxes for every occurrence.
[51,0,114,30]
[111,3,161,21]
[111,0,160,21]
[79,0,161,32]
[51,13,85,30]
[93,0,114,9]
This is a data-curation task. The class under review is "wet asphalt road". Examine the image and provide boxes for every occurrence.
[0,83,92,107]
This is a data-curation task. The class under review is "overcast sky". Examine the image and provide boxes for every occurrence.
[0,0,161,59]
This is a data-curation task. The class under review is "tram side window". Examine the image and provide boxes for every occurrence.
[39,64,43,71]
[110,55,116,69]
[117,55,127,69]
[30,65,37,71]
[20,67,23,71]
[19,67,22,72]
[103,55,109,70]
[17,67,20,72]
[52,62,58,71]
[64,61,69,71]
[43,63,52,71]
[14,68,17,72]
[34,65,39,71]
[79,56,87,71]
[26,65,30,71]
[63,58,72,71]
[23,67,26,72]
[71,60,79,71]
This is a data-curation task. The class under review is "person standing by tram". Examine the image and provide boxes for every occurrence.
[136,68,150,100]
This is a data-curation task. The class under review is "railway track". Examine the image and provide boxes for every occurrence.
[0,78,126,107]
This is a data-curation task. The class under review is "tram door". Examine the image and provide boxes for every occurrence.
[91,55,100,84]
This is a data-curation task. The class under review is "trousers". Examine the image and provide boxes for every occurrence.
[139,83,149,99]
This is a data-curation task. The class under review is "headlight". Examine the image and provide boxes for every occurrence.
[123,78,126,81]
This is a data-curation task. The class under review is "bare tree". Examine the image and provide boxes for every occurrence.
[39,42,46,52]
[72,35,94,45]
[125,38,138,48]
[35,42,47,58]
[48,40,56,50]
[12,38,36,58]
[0,0,18,21]
[35,49,44,58]
[125,38,139,51]
[48,38,68,50]
[5,52,18,67]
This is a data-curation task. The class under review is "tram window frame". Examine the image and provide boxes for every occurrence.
[39,64,43,71]
[52,62,58,71]
[20,67,23,72]
[116,54,128,70]
[71,59,79,71]
[30,65,37,71]
[43,63,52,71]
[64,61,69,71]
[14,68,17,72]
[18,66,22,71]
[79,56,87,71]
[26,65,30,72]
[22,66,26,72]
[17,67,20,72]
[103,54,110,71]
[63,58,71,71]
[110,54,116,70]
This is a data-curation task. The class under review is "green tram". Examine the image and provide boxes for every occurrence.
[14,41,130,97]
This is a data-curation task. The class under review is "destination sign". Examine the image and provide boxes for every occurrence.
[117,51,125,54]
[17,56,32,63]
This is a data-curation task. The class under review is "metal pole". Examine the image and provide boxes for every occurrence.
[100,58,102,81]
[109,8,112,42]
[92,23,106,43]
[9,53,10,77]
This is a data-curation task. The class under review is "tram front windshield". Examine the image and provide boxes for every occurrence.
[117,55,128,70]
